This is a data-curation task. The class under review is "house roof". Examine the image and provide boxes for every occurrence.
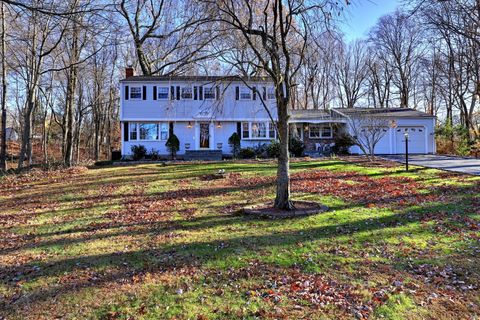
[120,75,273,83]
[332,108,436,118]
[289,109,334,119]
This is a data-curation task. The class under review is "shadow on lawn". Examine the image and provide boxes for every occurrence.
[2,182,479,315]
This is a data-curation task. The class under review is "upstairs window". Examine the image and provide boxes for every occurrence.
[204,87,215,100]
[157,87,169,100]
[267,87,276,100]
[240,87,252,100]
[130,86,142,99]
[181,87,193,99]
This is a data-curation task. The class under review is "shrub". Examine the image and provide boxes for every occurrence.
[238,147,256,159]
[165,134,180,159]
[131,145,147,160]
[289,137,305,157]
[149,149,160,161]
[228,132,241,158]
[333,132,355,155]
[253,143,269,158]
[266,140,280,158]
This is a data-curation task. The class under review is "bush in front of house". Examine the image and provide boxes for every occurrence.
[131,145,147,160]
[149,148,160,161]
[266,140,280,158]
[228,132,241,158]
[238,147,256,159]
[333,132,355,155]
[166,134,180,159]
[289,137,305,157]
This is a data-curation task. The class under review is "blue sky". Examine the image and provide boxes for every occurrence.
[341,0,402,41]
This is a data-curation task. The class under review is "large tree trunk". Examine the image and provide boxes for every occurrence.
[0,2,7,171]
[274,97,293,210]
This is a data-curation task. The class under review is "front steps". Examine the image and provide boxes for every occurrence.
[184,150,223,161]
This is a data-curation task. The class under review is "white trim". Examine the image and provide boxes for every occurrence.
[130,86,143,100]
[180,86,193,100]
[203,86,216,100]
[239,86,252,100]
[156,86,170,100]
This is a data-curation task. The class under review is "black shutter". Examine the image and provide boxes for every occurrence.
[153,86,157,100]
[123,122,129,141]
[199,86,203,100]
[194,86,198,100]
[169,122,174,135]
[235,86,239,100]
[252,87,256,100]
[125,86,129,100]
[236,122,241,136]
[142,86,147,100]
[170,86,175,100]
[176,86,180,100]
[262,87,267,100]
[216,86,220,100]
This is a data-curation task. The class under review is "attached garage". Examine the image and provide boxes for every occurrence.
[394,127,427,154]
[334,108,436,155]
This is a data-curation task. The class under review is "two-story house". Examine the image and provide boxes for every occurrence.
[120,68,436,159]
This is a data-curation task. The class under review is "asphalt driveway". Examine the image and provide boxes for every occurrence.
[381,154,480,175]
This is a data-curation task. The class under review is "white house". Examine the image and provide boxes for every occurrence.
[119,70,436,159]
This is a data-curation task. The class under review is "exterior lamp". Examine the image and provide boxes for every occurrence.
[187,121,192,129]
[216,122,222,128]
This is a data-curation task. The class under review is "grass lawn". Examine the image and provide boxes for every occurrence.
[0,158,479,319]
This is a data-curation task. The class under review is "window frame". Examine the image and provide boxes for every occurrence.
[239,87,252,100]
[157,86,169,100]
[203,87,216,100]
[181,86,193,100]
[267,87,276,100]
[128,122,169,142]
[130,86,142,100]
[241,121,276,140]
[309,124,333,139]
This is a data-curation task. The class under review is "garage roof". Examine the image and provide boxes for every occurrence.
[333,108,435,118]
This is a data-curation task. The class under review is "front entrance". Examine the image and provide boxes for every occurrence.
[199,122,210,149]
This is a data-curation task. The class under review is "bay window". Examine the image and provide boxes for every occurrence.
[129,122,169,141]
[241,122,276,139]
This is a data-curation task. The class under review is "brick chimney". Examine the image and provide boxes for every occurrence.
[125,66,134,78]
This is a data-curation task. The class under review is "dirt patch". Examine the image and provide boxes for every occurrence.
[243,201,328,219]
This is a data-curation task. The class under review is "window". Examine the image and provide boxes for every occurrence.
[309,124,332,139]
[242,122,249,139]
[241,122,276,139]
[159,123,168,140]
[130,86,142,99]
[181,87,192,99]
[269,122,276,138]
[157,87,169,99]
[129,123,138,140]
[204,87,215,99]
[267,87,275,100]
[252,122,267,138]
[139,123,158,140]
[240,87,252,100]
[128,122,169,141]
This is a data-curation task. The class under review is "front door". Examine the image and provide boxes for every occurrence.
[199,122,210,149]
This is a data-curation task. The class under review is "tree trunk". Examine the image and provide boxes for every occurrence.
[0,2,7,171]
[274,97,293,210]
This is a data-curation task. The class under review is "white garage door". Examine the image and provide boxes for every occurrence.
[395,127,426,154]
[373,127,390,154]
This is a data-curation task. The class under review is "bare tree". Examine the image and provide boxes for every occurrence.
[335,39,368,109]
[202,0,348,209]
[0,1,8,171]
[346,112,390,160]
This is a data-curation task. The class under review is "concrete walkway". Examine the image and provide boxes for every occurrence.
[381,154,480,176]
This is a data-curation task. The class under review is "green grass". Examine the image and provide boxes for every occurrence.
[0,159,479,319]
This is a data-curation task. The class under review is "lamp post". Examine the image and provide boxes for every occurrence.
[404,132,409,172]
